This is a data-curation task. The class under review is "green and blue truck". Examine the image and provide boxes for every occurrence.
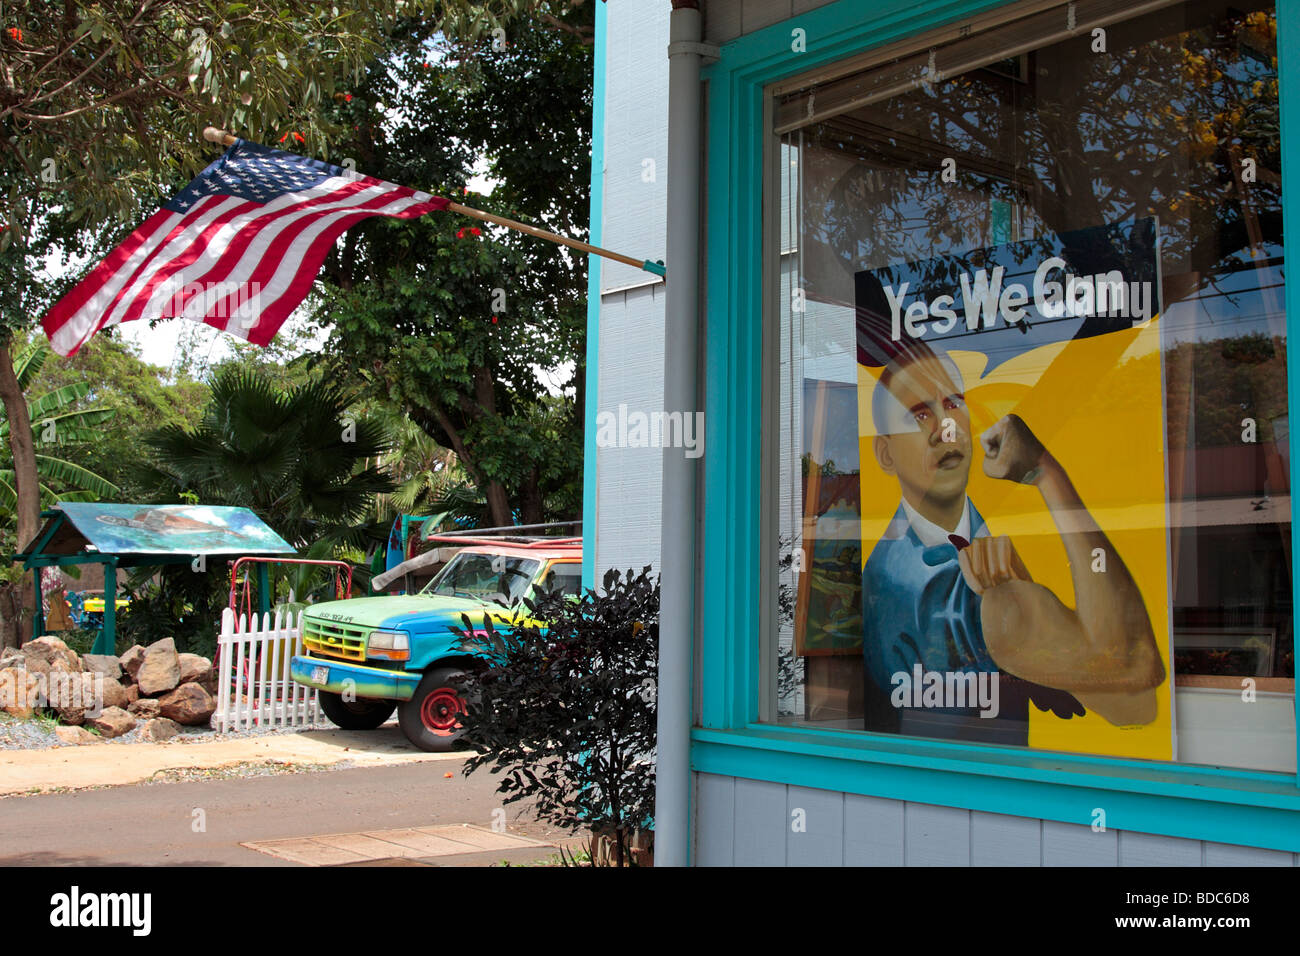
[290,536,582,750]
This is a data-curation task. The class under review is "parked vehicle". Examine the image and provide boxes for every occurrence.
[289,536,582,751]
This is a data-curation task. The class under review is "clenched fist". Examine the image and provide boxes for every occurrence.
[980,414,1046,484]
[956,535,1033,595]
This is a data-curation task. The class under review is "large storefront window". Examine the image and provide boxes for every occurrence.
[771,0,1292,770]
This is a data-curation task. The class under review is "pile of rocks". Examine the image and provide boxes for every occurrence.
[0,636,216,745]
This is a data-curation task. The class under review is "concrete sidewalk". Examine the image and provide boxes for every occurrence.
[0,761,577,866]
[0,723,454,796]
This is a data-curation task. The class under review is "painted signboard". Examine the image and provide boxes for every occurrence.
[55,503,294,556]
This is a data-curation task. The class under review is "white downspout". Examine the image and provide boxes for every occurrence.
[658,0,713,868]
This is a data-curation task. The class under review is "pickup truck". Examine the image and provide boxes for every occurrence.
[289,537,582,750]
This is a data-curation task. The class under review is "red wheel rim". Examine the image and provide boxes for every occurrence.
[420,687,466,735]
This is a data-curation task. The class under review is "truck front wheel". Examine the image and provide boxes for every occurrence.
[317,692,396,730]
[398,666,471,752]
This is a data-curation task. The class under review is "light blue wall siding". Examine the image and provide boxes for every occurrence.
[844,793,905,865]
[733,779,787,865]
[595,286,667,575]
[1119,831,1203,867]
[1203,842,1295,866]
[594,0,670,576]
[904,803,970,866]
[696,773,1300,866]
[1042,820,1118,866]
[599,1,669,293]
[971,811,1041,866]
[787,784,845,864]
[696,773,736,866]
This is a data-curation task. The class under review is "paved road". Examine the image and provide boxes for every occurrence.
[0,760,570,866]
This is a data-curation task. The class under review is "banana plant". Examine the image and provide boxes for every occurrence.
[0,341,121,518]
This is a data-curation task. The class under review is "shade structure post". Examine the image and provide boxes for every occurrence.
[94,560,118,655]
[257,563,271,619]
[31,571,44,641]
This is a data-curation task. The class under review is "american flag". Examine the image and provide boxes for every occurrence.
[42,139,449,357]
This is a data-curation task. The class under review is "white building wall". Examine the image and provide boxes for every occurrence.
[593,0,671,576]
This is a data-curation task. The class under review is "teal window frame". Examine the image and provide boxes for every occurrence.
[695,0,1300,851]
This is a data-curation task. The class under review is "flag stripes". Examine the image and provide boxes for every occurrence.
[42,140,449,356]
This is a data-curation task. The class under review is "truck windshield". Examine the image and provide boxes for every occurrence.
[422,553,540,604]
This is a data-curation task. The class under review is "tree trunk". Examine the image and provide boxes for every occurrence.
[422,406,513,527]
[520,467,543,526]
[470,366,513,528]
[0,341,37,644]
[484,481,512,528]
[0,582,21,650]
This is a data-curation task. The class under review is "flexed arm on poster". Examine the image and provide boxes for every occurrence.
[956,414,1165,727]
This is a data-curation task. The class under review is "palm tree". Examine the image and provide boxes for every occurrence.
[0,341,121,518]
[373,411,473,525]
[146,367,394,549]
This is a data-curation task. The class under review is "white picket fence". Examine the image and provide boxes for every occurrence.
[214,607,325,732]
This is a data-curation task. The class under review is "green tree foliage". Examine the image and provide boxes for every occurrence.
[22,333,207,499]
[1,0,591,642]
[0,0,595,240]
[144,367,394,548]
[0,338,122,647]
[0,203,125,642]
[122,367,395,655]
[1166,333,1288,447]
[0,339,120,515]
[315,14,592,527]
[371,408,469,522]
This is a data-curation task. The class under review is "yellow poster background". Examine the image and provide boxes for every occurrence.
[857,317,1173,760]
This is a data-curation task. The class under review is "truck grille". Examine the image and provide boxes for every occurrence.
[302,618,368,662]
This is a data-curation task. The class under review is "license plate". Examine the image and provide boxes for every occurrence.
[311,665,329,685]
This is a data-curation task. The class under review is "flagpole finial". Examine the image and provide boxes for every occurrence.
[203,126,236,146]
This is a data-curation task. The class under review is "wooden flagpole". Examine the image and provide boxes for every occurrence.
[202,127,666,277]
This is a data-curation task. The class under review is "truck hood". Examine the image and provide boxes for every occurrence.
[304,594,505,633]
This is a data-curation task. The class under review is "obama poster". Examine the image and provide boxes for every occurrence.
[854,218,1174,759]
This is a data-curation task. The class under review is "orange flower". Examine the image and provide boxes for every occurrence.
[6,27,21,42]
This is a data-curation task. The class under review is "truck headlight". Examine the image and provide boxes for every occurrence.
[367,629,410,661]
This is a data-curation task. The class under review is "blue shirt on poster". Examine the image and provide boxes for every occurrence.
[861,498,998,696]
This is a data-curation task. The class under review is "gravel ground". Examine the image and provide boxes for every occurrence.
[0,757,361,798]
[142,759,355,784]
[0,713,319,750]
